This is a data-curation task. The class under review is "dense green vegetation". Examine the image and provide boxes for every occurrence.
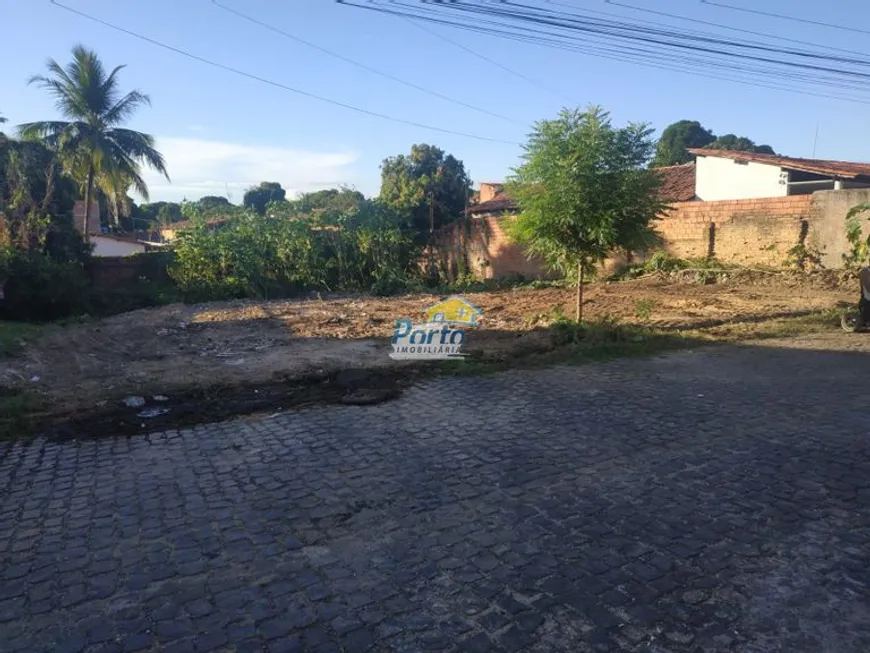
[170,197,421,300]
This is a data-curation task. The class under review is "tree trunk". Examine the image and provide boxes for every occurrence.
[83,164,95,236]
[576,259,585,323]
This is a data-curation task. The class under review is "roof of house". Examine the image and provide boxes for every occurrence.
[92,233,148,246]
[467,164,697,214]
[161,216,231,232]
[655,162,696,202]
[467,191,517,214]
[688,148,870,179]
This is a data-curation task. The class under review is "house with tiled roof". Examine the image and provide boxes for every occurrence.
[438,150,870,277]
[687,148,870,201]
[467,166,699,218]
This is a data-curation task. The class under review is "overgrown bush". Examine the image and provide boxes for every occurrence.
[169,201,423,302]
[843,203,870,269]
[645,251,689,274]
[0,249,91,321]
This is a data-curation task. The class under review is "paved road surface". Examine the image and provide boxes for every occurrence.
[2,334,870,652]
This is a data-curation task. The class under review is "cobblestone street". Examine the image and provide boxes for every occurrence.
[2,335,870,652]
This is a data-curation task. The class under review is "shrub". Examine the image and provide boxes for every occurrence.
[0,249,91,321]
[645,251,688,274]
[843,202,870,269]
[169,203,423,301]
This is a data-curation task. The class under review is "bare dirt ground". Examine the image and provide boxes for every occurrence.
[0,270,859,427]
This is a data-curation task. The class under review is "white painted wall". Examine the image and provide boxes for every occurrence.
[90,236,146,258]
[695,155,786,201]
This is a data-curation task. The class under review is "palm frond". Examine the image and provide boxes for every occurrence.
[103,90,150,126]
[28,66,90,120]
[68,45,112,117]
[17,120,75,147]
[107,128,169,181]
[103,151,149,201]
[100,64,127,111]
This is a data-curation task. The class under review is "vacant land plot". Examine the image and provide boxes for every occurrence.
[0,271,860,432]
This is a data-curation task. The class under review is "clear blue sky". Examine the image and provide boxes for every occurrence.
[1,0,868,202]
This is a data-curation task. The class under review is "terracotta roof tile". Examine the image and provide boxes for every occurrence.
[467,191,517,214]
[655,162,696,202]
[688,148,870,178]
[469,164,697,213]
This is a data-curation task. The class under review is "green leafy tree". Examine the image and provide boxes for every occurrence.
[197,195,232,212]
[706,133,775,155]
[379,144,471,241]
[653,120,715,166]
[243,182,286,215]
[18,45,169,234]
[157,202,183,226]
[296,187,365,214]
[508,106,666,321]
[0,137,84,258]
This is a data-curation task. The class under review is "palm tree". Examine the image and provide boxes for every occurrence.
[18,45,169,234]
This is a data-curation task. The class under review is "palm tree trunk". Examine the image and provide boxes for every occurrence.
[83,163,95,236]
[576,258,585,323]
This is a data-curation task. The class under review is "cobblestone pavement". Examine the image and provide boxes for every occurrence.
[3,336,870,653]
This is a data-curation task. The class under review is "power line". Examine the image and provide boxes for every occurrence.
[211,0,520,124]
[360,1,870,105]
[601,0,869,58]
[700,0,870,37]
[338,1,870,101]
[48,0,521,146]
[398,13,576,104]
[543,0,870,97]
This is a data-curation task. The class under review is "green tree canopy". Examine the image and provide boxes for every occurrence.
[706,133,775,155]
[295,187,365,215]
[197,195,232,212]
[243,181,286,215]
[508,106,666,321]
[0,137,86,261]
[653,120,715,166]
[19,45,169,234]
[654,119,777,167]
[157,202,183,225]
[379,143,471,241]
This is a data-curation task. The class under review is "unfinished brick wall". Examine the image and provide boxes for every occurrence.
[435,194,841,280]
[657,195,815,265]
[434,214,551,280]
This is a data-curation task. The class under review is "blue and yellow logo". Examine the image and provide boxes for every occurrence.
[390,295,482,360]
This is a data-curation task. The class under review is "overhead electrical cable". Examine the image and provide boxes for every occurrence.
[700,0,870,37]
[48,0,521,145]
[335,1,870,103]
[210,0,521,124]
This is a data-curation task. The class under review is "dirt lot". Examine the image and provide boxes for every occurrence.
[0,270,859,430]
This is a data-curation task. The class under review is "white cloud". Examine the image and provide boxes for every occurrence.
[137,137,360,203]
